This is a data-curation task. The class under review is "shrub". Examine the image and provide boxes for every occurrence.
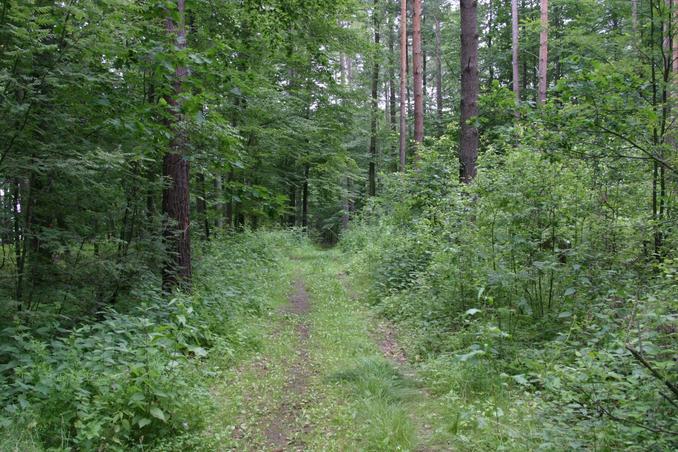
[0,230,290,449]
[343,143,678,450]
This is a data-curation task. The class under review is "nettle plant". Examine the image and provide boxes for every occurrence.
[0,303,210,449]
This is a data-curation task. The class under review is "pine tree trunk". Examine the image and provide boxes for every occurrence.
[512,0,521,108]
[369,0,380,197]
[459,0,479,183]
[162,154,191,291]
[162,0,192,292]
[538,0,549,105]
[434,12,443,135]
[399,0,408,171]
[413,0,424,143]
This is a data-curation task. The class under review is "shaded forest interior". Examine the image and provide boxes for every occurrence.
[0,0,676,450]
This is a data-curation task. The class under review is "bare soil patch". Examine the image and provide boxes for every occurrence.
[279,279,311,316]
[263,278,314,451]
[375,322,408,366]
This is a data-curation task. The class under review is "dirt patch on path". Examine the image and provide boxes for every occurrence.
[279,279,311,316]
[375,322,408,366]
[263,278,314,450]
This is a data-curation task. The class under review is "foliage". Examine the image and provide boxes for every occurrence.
[0,231,291,450]
[343,139,678,449]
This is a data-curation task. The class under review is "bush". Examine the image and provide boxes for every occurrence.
[0,230,292,450]
[343,143,678,450]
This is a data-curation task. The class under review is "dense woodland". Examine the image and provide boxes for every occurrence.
[0,0,677,450]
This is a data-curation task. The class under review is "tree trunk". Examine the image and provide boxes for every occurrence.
[650,0,664,256]
[302,166,309,229]
[342,177,350,230]
[214,175,224,229]
[434,12,443,135]
[12,180,24,307]
[196,172,210,240]
[423,13,427,95]
[413,0,424,144]
[459,0,479,183]
[388,14,397,136]
[538,0,549,105]
[399,0,408,171]
[288,183,296,227]
[512,0,521,109]
[632,0,639,35]
[226,169,234,228]
[340,44,352,229]
[521,0,528,94]
[487,0,494,85]
[162,0,192,292]
[369,0,380,197]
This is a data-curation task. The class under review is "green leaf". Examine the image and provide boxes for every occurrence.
[150,407,166,422]
[138,418,151,428]
[512,374,529,385]
[188,346,208,357]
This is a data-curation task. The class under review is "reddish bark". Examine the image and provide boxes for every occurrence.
[512,0,521,108]
[459,0,479,183]
[399,0,408,170]
[412,0,424,143]
[162,0,192,291]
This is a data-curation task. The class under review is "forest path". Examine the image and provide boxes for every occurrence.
[206,247,452,451]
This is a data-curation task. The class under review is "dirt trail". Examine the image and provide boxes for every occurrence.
[263,278,313,451]
[218,256,449,451]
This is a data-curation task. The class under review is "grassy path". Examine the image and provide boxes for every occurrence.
[200,245,452,451]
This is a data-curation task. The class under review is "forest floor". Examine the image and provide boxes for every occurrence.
[200,246,455,451]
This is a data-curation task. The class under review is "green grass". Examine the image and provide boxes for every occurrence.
[158,239,543,451]
[3,233,543,451]
[157,243,426,451]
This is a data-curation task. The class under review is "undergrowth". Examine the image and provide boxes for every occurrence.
[0,230,295,451]
[342,146,678,450]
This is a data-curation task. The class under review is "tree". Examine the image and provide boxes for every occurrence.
[538,0,549,105]
[413,0,425,144]
[459,0,479,183]
[399,0,408,170]
[434,6,444,134]
[162,0,192,291]
[388,10,398,146]
[369,0,381,196]
[512,0,521,109]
